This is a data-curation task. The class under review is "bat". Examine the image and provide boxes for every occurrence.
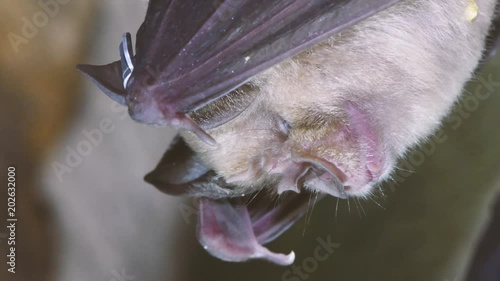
[78,0,499,266]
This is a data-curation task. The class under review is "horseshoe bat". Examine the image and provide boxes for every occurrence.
[78,0,499,266]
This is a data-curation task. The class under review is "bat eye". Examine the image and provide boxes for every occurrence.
[279,118,292,135]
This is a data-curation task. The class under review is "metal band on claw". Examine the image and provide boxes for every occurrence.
[120,32,134,89]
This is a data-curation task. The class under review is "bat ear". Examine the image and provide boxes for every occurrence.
[77,61,127,105]
[144,136,212,195]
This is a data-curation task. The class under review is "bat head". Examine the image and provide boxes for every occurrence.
[144,50,405,265]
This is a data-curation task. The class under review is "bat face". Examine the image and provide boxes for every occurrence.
[183,67,393,199]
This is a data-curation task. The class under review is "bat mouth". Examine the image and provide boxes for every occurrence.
[196,155,351,265]
[197,189,316,266]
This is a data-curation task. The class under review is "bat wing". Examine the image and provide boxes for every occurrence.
[78,0,401,142]
[144,136,240,198]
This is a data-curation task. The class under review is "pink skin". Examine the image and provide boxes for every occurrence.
[342,103,385,193]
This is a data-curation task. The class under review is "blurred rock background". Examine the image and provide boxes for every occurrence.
[0,1,499,281]
[1,1,95,280]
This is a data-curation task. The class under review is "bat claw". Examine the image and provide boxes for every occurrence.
[172,114,217,146]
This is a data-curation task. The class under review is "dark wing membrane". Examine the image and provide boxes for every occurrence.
[132,0,401,113]
[77,61,126,105]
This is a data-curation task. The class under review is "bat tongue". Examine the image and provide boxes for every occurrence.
[197,197,295,266]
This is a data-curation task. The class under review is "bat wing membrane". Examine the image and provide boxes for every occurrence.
[77,61,126,105]
[131,0,401,113]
